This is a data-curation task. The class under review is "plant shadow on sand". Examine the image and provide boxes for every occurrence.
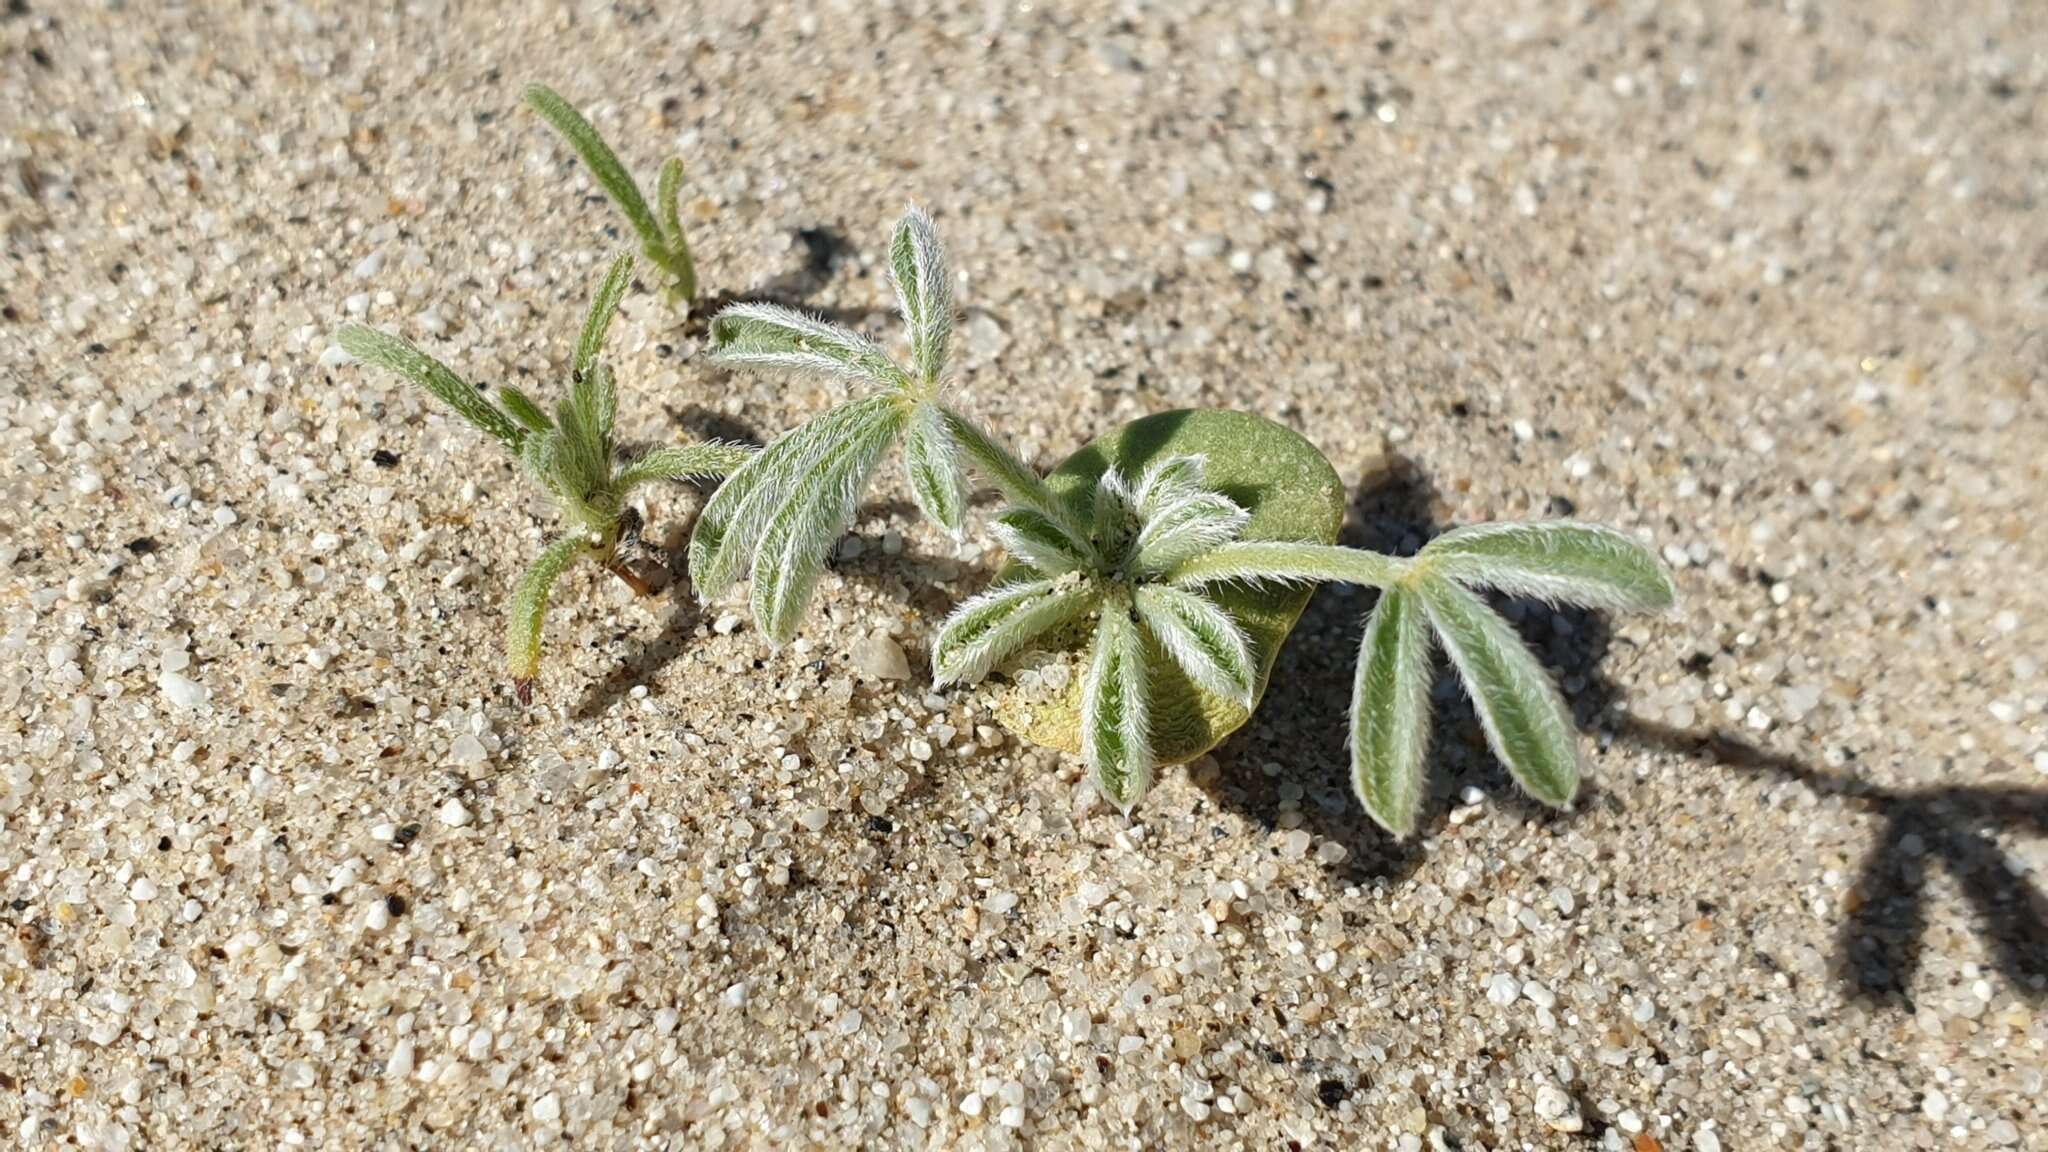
[1212,452,2048,1005]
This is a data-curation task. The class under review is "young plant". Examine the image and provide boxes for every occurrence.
[525,83,699,307]
[935,428,1676,829]
[336,253,751,702]
[1173,521,1675,834]
[691,207,1079,644]
[932,453,1264,810]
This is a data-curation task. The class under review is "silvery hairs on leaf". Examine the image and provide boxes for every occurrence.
[889,205,953,392]
[1083,604,1153,811]
[1348,582,1434,838]
[932,574,1102,687]
[1418,576,1581,808]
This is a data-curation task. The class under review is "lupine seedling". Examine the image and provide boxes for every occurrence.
[691,207,1079,644]
[525,83,699,307]
[336,253,751,701]
[938,418,1676,830]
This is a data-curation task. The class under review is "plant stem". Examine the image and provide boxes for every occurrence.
[1168,541,1410,588]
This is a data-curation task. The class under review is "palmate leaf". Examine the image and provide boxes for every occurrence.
[616,442,755,491]
[506,532,594,696]
[746,403,909,643]
[1419,576,1580,808]
[889,206,953,389]
[903,401,968,537]
[931,575,1101,686]
[991,509,1089,576]
[1133,585,1254,707]
[1083,605,1152,812]
[337,325,525,450]
[708,303,906,389]
[688,394,905,601]
[1421,521,1676,613]
[1350,583,1434,838]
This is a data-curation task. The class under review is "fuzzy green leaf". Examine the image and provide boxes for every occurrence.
[748,403,908,643]
[574,252,633,391]
[689,394,904,602]
[505,532,593,692]
[338,325,523,449]
[1132,454,1208,518]
[616,442,754,491]
[1422,521,1676,613]
[991,509,1088,576]
[889,207,953,389]
[997,410,1346,770]
[903,401,968,537]
[1133,585,1255,707]
[1083,605,1152,812]
[549,392,611,510]
[524,84,662,250]
[1419,577,1581,808]
[937,406,1092,556]
[708,303,906,389]
[497,385,553,435]
[1130,488,1250,579]
[1351,583,1434,838]
[657,156,685,249]
[932,576,1101,686]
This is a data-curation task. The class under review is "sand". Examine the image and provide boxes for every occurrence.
[2,1,2044,1148]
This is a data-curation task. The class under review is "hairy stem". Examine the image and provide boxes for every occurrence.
[1168,541,1409,588]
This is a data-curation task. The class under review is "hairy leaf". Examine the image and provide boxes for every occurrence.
[505,532,593,693]
[549,392,611,508]
[889,206,953,389]
[903,401,968,537]
[1131,454,1208,518]
[1167,540,1406,589]
[1129,489,1250,578]
[1083,605,1152,812]
[1093,467,1137,561]
[748,402,908,643]
[1420,577,1580,808]
[1422,521,1676,613]
[991,509,1089,576]
[938,406,1092,556]
[497,385,553,435]
[657,157,685,248]
[575,252,633,392]
[1351,584,1434,838]
[708,303,905,388]
[689,394,904,601]
[338,325,523,449]
[617,442,754,491]
[524,84,662,250]
[933,576,1101,686]
[1133,585,1254,707]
